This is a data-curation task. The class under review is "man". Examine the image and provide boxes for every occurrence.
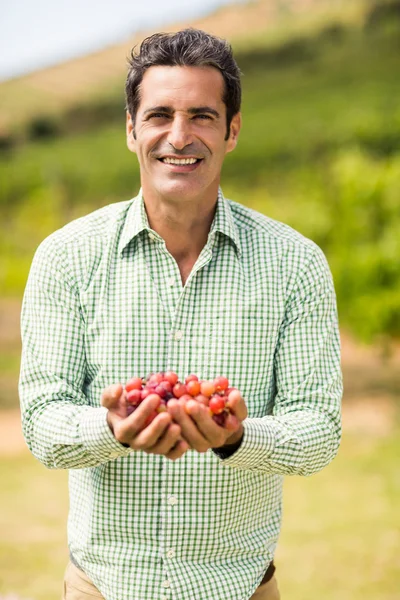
[19,29,342,600]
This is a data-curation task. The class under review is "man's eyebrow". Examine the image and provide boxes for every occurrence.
[142,106,220,118]
[143,106,174,116]
[188,107,220,118]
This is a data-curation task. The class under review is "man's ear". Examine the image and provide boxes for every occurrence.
[226,112,241,154]
[126,112,136,153]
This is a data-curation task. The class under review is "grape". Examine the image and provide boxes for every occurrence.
[126,389,142,405]
[155,384,168,398]
[125,377,143,392]
[173,383,187,398]
[200,381,215,397]
[123,372,243,432]
[164,371,179,386]
[209,396,226,414]
[213,376,229,392]
[212,412,228,427]
[187,380,201,396]
[141,388,151,400]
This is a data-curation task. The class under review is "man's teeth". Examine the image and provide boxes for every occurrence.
[162,157,198,165]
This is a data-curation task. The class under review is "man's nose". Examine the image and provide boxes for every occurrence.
[166,117,192,150]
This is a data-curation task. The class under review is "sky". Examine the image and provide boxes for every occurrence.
[0,0,248,82]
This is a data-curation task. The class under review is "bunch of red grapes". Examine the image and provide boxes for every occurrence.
[124,372,242,426]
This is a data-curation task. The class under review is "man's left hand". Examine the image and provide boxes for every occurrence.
[167,394,247,453]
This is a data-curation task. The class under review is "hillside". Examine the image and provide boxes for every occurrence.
[1,0,399,347]
[0,0,365,134]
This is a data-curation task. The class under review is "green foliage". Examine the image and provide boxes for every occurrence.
[27,115,61,141]
[1,7,399,344]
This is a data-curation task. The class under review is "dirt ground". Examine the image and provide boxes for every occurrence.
[1,299,399,456]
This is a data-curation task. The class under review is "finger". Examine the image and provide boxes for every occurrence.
[143,423,182,455]
[131,413,173,450]
[224,412,240,431]
[185,401,230,447]
[113,395,162,444]
[167,399,210,453]
[165,439,190,461]
[101,383,124,409]
[226,394,248,421]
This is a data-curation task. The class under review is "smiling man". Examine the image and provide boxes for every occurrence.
[19,29,342,600]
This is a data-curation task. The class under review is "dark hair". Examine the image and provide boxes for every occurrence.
[125,28,241,140]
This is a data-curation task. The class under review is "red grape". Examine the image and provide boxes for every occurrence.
[187,380,201,396]
[164,371,179,386]
[200,381,215,397]
[141,388,151,400]
[213,412,228,427]
[173,383,187,398]
[213,376,229,392]
[209,396,226,414]
[125,377,143,392]
[126,389,142,405]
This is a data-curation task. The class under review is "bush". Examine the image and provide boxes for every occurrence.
[27,116,60,141]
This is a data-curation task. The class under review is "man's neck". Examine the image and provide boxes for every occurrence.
[142,187,218,283]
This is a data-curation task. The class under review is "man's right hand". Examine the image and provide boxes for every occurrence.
[101,384,189,461]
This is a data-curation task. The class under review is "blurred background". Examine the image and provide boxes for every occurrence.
[0,0,399,598]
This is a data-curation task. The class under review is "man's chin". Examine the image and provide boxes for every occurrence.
[150,179,205,202]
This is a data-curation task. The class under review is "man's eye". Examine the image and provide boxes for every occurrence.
[148,113,169,120]
[194,114,212,120]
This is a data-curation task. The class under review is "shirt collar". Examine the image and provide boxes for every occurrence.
[118,190,152,255]
[118,187,241,256]
[209,188,242,256]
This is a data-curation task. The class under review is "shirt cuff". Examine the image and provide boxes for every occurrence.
[80,407,133,461]
[212,432,244,459]
[217,418,275,469]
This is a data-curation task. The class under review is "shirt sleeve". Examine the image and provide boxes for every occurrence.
[19,235,132,469]
[218,245,343,476]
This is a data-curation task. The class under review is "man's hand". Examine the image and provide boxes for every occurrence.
[101,384,189,460]
[167,393,248,453]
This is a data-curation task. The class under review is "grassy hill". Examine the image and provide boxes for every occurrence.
[1,0,400,346]
[0,0,365,135]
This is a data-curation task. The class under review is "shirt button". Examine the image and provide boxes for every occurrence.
[162,580,171,588]
[168,277,175,287]
[148,232,156,241]
[162,597,169,600]
[167,549,175,559]
[174,330,183,341]
[168,495,178,506]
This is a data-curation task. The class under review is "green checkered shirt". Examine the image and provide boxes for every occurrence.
[19,188,342,600]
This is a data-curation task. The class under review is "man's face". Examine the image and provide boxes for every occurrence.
[126,65,241,203]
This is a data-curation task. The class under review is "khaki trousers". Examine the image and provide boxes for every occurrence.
[63,560,280,600]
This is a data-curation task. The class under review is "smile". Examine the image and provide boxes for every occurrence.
[159,157,202,165]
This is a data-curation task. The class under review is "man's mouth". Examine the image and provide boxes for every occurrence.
[158,157,202,165]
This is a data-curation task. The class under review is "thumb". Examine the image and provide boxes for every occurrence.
[101,383,124,409]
